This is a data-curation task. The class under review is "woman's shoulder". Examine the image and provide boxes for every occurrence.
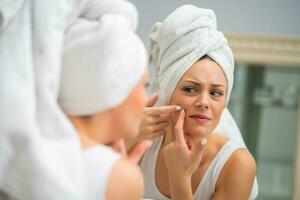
[225,148,256,174]
[212,132,256,179]
[214,145,256,198]
[106,158,144,200]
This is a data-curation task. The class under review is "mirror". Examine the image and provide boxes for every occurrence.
[131,1,300,198]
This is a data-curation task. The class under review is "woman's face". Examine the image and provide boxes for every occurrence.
[169,58,227,137]
[112,72,149,139]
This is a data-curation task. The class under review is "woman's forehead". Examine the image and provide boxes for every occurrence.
[180,59,227,85]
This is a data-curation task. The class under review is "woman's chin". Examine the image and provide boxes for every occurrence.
[184,127,208,138]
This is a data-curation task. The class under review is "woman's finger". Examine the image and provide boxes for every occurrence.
[149,130,166,139]
[107,139,127,155]
[151,121,169,132]
[174,110,186,145]
[127,140,153,164]
[145,105,181,115]
[142,113,170,127]
[146,93,159,107]
[155,113,171,123]
[142,122,167,136]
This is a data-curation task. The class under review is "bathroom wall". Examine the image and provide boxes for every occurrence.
[130,0,300,44]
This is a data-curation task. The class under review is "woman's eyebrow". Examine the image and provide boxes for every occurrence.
[182,80,226,88]
[211,83,226,88]
[182,80,200,85]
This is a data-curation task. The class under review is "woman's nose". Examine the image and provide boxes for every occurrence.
[195,94,209,110]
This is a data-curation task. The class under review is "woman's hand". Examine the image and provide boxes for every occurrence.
[162,110,206,200]
[126,94,180,149]
[108,139,152,164]
[139,94,181,140]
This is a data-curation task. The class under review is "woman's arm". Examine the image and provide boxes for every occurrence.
[168,175,194,200]
[163,110,206,200]
[211,149,256,200]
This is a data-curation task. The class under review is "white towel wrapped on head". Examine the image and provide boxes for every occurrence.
[59,0,147,116]
[148,5,240,140]
[148,5,234,106]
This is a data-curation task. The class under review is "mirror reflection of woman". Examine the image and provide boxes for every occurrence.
[139,5,258,200]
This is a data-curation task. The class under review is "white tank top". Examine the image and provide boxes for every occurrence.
[140,136,257,200]
[83,145,120,200]
[0,145,120,200]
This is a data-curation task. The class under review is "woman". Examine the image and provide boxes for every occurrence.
[139,5,257,200]
[58,0,151,199]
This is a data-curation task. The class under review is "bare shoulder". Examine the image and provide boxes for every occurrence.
[228,148,256,175]
[221,148,256,183]
[106,158,144,200]
[210,134,256,172]
[213,148,256,200]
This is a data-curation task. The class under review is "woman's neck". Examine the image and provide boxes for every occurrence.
[69,115,113,149]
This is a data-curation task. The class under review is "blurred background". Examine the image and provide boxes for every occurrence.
[130,0,300,200]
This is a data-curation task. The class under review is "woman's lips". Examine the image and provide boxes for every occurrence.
[189,114,211,122]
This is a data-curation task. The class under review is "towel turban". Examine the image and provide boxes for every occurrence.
[58,0,147,116]
[148,5,234,106]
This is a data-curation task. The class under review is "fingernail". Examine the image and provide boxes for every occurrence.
[200,138,207,146]
[176,106,182,111]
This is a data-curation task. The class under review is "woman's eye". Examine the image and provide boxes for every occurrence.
[182,87,196,93]
[210,90,223,97]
